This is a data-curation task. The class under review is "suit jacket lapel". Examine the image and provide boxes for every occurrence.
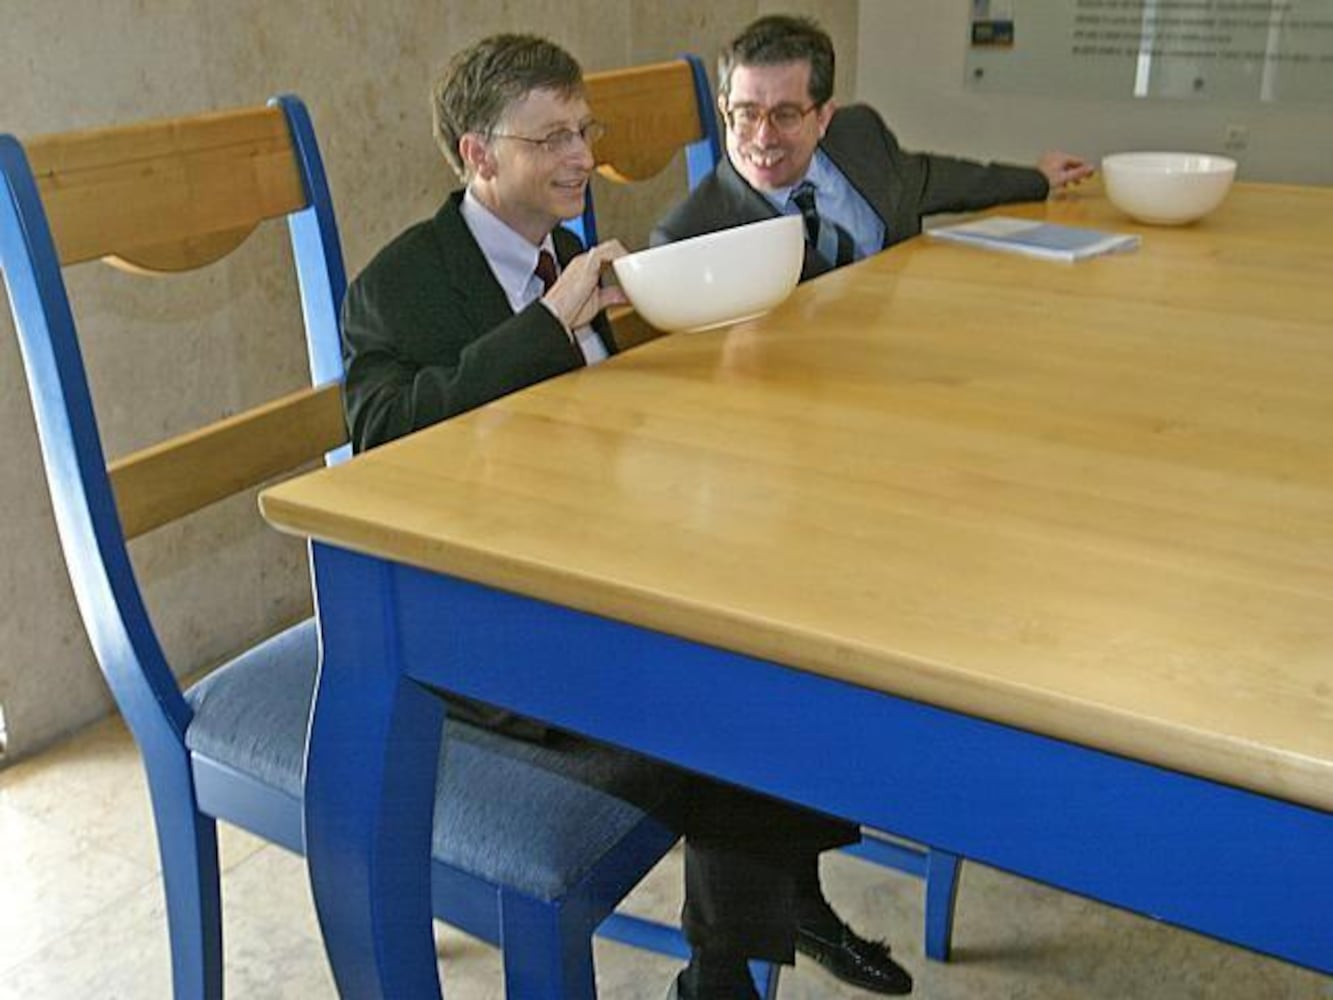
[820,109,901,250]
[716,156,833,282]
[432,192,617,357]
[430,191,516,337]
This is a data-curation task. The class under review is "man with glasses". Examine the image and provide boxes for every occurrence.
[648,14,1095,996]
[653,14,1093,280]
[341,33,908,1000]
[342,34,625,454]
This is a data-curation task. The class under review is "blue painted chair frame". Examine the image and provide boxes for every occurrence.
[0,94,692,998]
[565,52,966,966]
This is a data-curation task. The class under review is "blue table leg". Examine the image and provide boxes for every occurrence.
[305,544,446,999]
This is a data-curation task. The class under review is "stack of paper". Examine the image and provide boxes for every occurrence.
[927,216,1140,262]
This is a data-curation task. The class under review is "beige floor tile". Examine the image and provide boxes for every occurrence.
[0,857,337,1000]
[222,842,325,943]
[435,925,505,1000]
[0,714,266,875]
[0,801,156,977]
[3,718,1332,998]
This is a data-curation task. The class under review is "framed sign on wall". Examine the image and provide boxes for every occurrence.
[966,0,1333,104]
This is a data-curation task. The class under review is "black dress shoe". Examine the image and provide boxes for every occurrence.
[796,920,913,995]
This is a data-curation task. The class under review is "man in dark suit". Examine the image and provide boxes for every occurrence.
[653,14,1094,281]
[647,15,1094,994]
[342,33,912,999]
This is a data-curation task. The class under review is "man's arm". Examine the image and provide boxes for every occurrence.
[343,300,577,453]
[1037,151,1095,190]
[836,105,1089,232]
[912,150,1052,215]
[341,231,579,453]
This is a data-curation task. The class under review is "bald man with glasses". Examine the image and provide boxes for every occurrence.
[652,14,1093,280]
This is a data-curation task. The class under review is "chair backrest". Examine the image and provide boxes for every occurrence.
[570,54,721,246]
[0,95,346,755]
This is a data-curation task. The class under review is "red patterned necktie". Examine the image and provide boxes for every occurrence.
[535,249,558,292]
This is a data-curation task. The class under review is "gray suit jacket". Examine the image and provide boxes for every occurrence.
[652,104,1049,281]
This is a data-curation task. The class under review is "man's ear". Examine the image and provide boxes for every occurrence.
[815,99,838,139]
[459,133,494,180]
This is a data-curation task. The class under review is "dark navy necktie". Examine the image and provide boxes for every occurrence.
[791,182,856,269]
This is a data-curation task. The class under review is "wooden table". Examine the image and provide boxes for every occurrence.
[261,183,1333,997]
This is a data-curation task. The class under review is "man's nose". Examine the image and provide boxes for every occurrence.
[754,113,781,143]
[568,135,595,168]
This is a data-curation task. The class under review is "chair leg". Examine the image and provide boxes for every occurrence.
[498,891,596,1000]
[597,911,689,959]
[145,760,224,1000]
[751,960,781,999]
[924,849,962,962]
[843,832,963,963]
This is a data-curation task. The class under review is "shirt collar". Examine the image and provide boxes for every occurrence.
[764,148,837,211]
[460,188,556,301]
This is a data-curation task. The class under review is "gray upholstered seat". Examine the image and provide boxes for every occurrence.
[185,619,683,901]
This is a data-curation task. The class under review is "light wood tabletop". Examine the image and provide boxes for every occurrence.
[262,182,1333,815]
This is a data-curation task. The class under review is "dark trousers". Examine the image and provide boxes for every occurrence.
[444,696,859,963]
[674,777,857,962]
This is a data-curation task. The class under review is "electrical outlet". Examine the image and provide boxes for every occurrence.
[1224,124,1249,152]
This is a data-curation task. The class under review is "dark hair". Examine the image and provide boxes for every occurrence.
[431,34,584,180]
[717,15,835,106]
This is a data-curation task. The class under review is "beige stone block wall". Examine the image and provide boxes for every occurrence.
[0,1,858,760]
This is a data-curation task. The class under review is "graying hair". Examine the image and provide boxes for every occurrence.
[431,34,584,180]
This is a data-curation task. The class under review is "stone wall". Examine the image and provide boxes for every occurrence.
[0,0,858,760]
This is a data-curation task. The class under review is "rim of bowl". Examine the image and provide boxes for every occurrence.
[1101,151,1237,174]
[613,214,803,271]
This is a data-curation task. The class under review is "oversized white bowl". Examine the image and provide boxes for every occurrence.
[613,215,804,332]
[1101,152,1237,225]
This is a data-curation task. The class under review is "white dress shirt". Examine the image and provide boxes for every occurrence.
[460,189,608,365]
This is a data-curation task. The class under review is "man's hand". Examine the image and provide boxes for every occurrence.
[542,239,630,332]
[1037,151,1095,191]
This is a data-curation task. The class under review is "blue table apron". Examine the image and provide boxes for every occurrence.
[301,541,1332,999]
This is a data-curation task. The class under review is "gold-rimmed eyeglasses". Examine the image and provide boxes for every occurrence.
[722,103,819,138]
[490,119,607,156]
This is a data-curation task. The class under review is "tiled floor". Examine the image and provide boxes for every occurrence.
[1,715,1329,999]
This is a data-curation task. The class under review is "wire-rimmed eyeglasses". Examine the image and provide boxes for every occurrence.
[722,103,819,139]
[490,119,607,156]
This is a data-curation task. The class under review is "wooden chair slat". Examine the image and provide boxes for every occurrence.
[585,60,704,182]
[105,224,259,275]
[109,382,348,539]
[26,106,306,268]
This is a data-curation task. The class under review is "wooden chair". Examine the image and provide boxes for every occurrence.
[576,55,965,966]
[0,95,690,998]
[576,54,722,247]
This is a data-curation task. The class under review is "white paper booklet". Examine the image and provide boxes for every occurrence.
[927,216,1140,262]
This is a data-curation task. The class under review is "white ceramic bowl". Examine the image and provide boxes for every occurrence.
[1101,152,1237,225]
[613,215,804,332]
